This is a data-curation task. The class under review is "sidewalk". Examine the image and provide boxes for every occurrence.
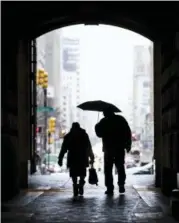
[2,173,178,223]
[28,172,155,190]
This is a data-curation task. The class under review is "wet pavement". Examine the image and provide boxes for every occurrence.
[28,172,155,190]
[2,173,178,223]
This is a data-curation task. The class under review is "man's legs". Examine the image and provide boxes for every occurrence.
[104,153,114,194]
[115,152,126,193]
[72,176,78,196]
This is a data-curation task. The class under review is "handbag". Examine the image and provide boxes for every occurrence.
[88,164,98,186]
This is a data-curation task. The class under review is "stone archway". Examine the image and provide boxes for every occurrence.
[2,2,179,201]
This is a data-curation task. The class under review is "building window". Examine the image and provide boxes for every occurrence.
[137,64,145,73]
[143,81,150,88]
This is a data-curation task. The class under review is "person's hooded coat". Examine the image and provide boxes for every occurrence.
[58,125,94,169]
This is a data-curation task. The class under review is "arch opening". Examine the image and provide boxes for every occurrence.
[29,24,154,188]
[34,21,154,41]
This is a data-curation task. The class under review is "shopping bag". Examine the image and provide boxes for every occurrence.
[88,165,98,186]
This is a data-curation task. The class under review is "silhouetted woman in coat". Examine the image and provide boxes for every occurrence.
[58,122,94,197]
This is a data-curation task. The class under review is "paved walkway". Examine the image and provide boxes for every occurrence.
[2,174,178,223]
[28,172,155,190]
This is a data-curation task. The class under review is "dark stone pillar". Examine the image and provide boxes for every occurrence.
[2,26,31,200]
[17,39,31,189]
[161,33,179,196]
[19,161,28,188]
[1,30,20,201]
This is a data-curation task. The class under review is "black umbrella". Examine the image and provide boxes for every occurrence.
[77,100,121,113]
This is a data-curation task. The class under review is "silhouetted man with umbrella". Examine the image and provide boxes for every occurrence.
[95,108,132,195]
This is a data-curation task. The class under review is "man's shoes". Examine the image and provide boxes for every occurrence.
[105,190,114,195]
[119,185,125,194]
[73,184,78,197]
[79,185,84,196]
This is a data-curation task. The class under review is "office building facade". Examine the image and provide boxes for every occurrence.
[59,29,82,131]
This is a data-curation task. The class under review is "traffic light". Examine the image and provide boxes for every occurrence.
[36,68,44,86]
[48,117,56,133]
[42,71,48,89]
[36,126,42,133]
[36,69,48,88]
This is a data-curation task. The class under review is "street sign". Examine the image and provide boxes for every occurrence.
[37,106,54,112]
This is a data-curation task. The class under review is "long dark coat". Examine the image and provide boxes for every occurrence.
[58,127,94,177]
[95,114,132,154]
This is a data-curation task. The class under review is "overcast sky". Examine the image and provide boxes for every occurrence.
[62,24,152,119]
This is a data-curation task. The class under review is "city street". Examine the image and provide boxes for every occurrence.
[2,173,178,223]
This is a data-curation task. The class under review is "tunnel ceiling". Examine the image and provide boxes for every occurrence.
[2,2,179,41]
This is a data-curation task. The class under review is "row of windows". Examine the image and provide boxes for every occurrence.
[62,38,80,45]
[37,49,46,61]
[143,81,150,88]
[37,59,45,69]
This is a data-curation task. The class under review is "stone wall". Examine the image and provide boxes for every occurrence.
[1,29,20,201]
[1,26,31,201]
[17,39,31,188]
[161,33,179,195]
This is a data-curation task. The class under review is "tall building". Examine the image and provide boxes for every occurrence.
[36,27,83,133]
[37,31,62,153]
[132,45,152,136]
[59,29,81,131]
[148,45,154,122]
[36,35,46,109]
[126,96,134,131]
[36,30,61,110]
[132,44,154,164]
[37,35,46,69]
[44,31,61,109]
[146,45,154,150]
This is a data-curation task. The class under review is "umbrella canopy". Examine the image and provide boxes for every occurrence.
[77,100,121,113]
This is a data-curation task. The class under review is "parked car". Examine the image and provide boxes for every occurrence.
[130,149,141,164]
[125,156,136,169]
